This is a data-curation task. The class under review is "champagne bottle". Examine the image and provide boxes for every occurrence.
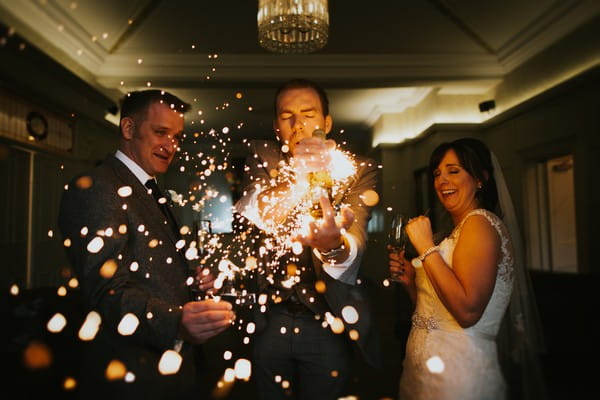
[307,129,333,219]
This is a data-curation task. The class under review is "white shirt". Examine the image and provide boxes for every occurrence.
[115,150,154,185]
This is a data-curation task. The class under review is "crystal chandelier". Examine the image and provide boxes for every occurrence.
[257,0,329,54]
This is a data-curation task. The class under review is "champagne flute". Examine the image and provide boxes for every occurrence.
[388,213,408,251]
[190,220,212,300]
[388,213,408,283]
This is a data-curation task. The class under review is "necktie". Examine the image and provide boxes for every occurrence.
[145,179,180,237]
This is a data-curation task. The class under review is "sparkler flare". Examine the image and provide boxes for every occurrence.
[158,350,183,375]
[426,356,445,373]
[46,313,67,333]
[117,313,139,336]
[341,305,359,324]
[86,236,104,253]
[105,359,127,381]
[9,284,19,296]
[23,340,52,370]
[360,189,379,206]
[99,259,118,278]
[75,175,92,189]
[117,186,133,197]
[62,376,77,391]
[78,311,101,341]
[229,358,251,382]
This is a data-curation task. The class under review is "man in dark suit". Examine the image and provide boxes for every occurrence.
[234,79,382,399]
[59,89,234,399]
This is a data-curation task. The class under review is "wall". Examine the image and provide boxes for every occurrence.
[0,28,118,289]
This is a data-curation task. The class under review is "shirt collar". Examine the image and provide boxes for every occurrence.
[115,150,154,185]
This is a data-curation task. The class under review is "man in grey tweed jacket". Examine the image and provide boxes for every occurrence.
[59,90,233,400]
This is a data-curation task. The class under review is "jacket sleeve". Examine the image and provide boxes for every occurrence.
[59,172,183,352]
[334,158,380,284]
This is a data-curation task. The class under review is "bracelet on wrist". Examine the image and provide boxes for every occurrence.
[412,245,440,268]
[320,239,346,259]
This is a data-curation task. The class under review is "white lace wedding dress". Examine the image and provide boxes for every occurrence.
[399,209,514,400]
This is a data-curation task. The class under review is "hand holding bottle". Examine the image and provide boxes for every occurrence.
[291,131,335,178]
[296,194,354,252]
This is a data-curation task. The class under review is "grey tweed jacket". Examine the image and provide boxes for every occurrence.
[59,155,200,399]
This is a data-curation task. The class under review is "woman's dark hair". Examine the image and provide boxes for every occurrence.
[429,137,500,215]
[273,78,330,116]
[120,89,190,124]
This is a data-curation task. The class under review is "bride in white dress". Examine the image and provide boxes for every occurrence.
[388,138,544,400]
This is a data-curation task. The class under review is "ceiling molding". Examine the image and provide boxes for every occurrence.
[497,0,599,71]
[0,0,107,72]
[96,53,505,87]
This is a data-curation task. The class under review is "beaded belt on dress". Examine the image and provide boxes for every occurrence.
[411,312,496,341]
[411,313,439,332]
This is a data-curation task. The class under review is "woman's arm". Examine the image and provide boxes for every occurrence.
[408,215,500,327]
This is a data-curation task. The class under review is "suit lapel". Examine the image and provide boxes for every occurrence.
[107,156,180,245]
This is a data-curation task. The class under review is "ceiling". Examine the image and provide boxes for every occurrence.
[0,0,598,145]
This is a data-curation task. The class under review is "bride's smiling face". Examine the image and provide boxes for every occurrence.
[433,149,482,219]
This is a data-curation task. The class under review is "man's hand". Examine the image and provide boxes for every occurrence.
[291,137,336,180]
[180,299,234,344]
[298,194,354,252]
[196,267,216,295]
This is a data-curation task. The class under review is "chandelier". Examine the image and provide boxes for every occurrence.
[257,0,329,54]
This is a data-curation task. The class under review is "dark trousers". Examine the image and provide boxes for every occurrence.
[252,302,353,400]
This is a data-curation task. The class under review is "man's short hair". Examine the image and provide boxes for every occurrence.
[273,79,330,116]
[120,89,190,123]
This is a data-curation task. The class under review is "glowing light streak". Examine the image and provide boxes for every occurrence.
[426,356,445,373]
[117,186,133,197]
[63,377,77,390]
[78,311,101,341]
[23,341,52,370]
[86,236,103,253]
[10,284,19,296]
[341,305,359,324]
[117,313,139,336]
[75,175,92,189]
[47,313,67,333]
[158,350,182,375]
[105,360,127,381]
[185,247,199,260]
[99,259,118,278]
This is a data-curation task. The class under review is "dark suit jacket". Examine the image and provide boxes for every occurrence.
[234,140,383,368]
[59,155,201,400]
